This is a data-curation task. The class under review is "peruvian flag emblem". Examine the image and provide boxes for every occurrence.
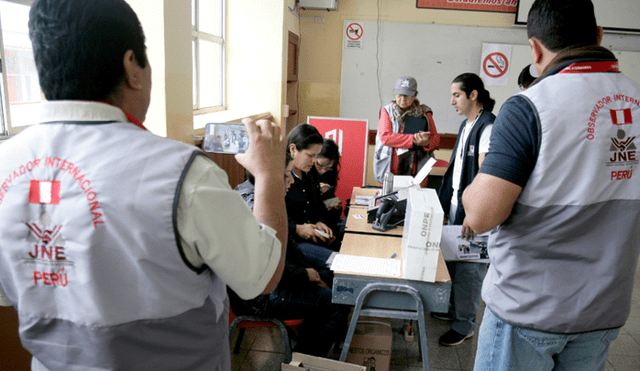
[610,108,633,126]
[29,180,61,205]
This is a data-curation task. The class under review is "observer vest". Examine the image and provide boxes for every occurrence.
[0,121,225,370]
[484,61,640,333]
[438,110,494,224]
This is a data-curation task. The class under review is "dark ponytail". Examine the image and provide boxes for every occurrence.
[452,73,495,113]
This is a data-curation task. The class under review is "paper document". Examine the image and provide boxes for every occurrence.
[440,225,490,263]
[323,197,340,208]
[324,251,338,268]
[354,195,374,206]
[331,254,401,277]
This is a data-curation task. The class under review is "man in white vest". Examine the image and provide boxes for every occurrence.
[0,0,287,370]
[463,0,640,370]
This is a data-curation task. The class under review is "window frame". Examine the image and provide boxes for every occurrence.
[192,0,226,115]
[0,0,37,137]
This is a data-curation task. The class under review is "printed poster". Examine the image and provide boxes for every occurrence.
[480,43,512,87]
[308,116,368,214]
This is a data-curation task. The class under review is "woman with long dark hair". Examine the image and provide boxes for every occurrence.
[286,124,335,246]
[230,152,348,357]
[314,138,344,237]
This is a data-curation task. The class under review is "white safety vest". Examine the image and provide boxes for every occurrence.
[0,119,227,370]
[484,61,640,333]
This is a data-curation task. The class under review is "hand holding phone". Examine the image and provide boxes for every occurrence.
[314,228,330,239]
[203,123,249,154]
[234,118,286,182]
[319,182,333,194]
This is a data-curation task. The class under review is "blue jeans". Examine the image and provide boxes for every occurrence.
[265,283,349,357]
[474,308,620,371]
[297,242,333,268]
[446,260,487,336]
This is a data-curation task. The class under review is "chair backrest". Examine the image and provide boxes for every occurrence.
[228,306,304,328]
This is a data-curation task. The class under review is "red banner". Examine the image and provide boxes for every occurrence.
[308,117,368,211]
[416,0,518,13]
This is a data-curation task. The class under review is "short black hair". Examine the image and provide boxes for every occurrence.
[527,0,598,52]
[29,0,147,101]
[452,73,495,113]
[287,124,324,152]
[518,65,536,90]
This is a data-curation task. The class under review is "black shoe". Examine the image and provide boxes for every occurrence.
[438,329,474,346]
[430,312,454,321]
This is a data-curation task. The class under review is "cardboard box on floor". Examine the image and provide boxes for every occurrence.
[344,316,393,371]
[401,187,444,282]
[282,352,365,371]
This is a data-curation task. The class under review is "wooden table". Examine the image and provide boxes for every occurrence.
[344,208,404,237]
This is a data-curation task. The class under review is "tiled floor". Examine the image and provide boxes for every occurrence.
[230,257,640,370]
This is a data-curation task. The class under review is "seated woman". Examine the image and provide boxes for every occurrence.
[286,124,338,250]
[314,138,344,234]
[235,168,333,270]
[374,76,441,185]
[230,154,349,357]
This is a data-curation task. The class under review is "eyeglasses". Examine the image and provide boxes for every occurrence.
[316,160,334,170]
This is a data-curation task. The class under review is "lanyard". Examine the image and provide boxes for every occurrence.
[558,61,619,74]
[122,110,147,131]
[99,101,147,130]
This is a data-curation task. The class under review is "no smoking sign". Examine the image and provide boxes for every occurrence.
[483,52,509,78]
[346,23,363,40]
[345,22,363,49]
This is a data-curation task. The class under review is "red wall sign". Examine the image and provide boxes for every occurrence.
[308,117,368,211]
[416,0,518,13]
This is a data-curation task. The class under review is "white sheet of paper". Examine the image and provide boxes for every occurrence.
[354,195,374,206]
[412,156,437,185]
[324,251,338,268]
[330,254,401,277]
[440,225,490,263]
[393,157,437,191]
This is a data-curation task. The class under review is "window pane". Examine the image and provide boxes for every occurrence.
[192,40,197,106]
[198,39,222,108]
[0,0,44,128]
[198,0,221,37]
[191,0,196,27]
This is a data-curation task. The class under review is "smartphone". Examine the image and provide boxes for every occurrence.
[203,123,249,154]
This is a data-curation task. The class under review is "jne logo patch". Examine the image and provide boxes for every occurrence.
[29,180,61,205]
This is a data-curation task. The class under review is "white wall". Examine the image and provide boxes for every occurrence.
[226,0,286,126]
[127,0,193,143]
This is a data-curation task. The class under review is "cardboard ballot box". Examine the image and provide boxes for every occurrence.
[345,317,393,371]
[282,352,365,371]
[401,188,444,282]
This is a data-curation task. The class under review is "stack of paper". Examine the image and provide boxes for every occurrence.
[330,254,401,277]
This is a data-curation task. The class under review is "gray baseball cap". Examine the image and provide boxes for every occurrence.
[394,76,417,96]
